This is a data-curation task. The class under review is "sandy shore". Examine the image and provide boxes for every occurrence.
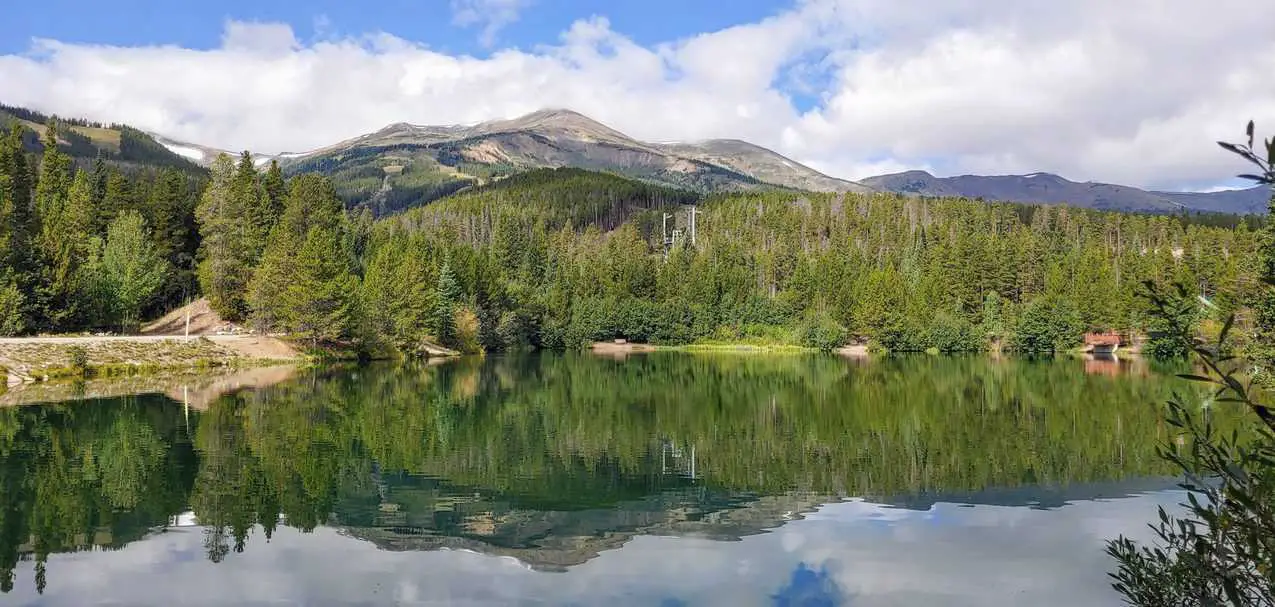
[0,334,301,385]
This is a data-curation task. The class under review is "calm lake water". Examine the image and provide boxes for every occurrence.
[0,353,1231,606]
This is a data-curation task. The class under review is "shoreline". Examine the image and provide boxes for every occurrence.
[0,334,306,387]
[0,363,303,408]
[589,341,1140,359]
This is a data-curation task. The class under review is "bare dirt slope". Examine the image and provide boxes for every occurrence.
[142,298,243,336]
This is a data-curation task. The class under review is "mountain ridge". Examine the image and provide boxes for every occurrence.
[861,169,1270,215]
[151,108,872,211]
[140,108,1269,215]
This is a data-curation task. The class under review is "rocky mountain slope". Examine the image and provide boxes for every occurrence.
[154,108,870,215]
[142,106,1269,216]
[862,170,1269,215]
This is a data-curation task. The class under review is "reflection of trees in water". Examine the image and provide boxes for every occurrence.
[0,354,1238,592]
[0,396,196,593]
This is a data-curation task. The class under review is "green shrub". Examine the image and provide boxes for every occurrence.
[1010,296,1083,353]
[66,346,89,377]
[926,313,982,352]
[800,312,849,352]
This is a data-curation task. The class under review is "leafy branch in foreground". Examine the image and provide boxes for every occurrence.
[1106,124,1275,606]
[1106,281,1275,606]
[1217,120,1275,188]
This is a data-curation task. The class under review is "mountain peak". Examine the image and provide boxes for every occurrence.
[484,107,627,138]
[518,107,590,122]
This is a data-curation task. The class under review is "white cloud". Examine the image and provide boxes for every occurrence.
[1,1,1273,189]
[451,0,534,47]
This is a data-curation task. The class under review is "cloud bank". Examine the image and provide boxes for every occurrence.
[1,0,1272,189]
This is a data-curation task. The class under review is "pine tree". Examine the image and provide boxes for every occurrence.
[433,261,461,348]
[261,159,287,235]
[360,235,434,352]
[232,151,270,262]
[0,125,37,330]
[33,121,70,234]
[249,173,350,333]
[36,169,94,329]
[98,169,135,232]
[90,152,108,211]
[0,276,25,336]
[195,154,255,320]
[282,226,358,347]
[148,168,197,306]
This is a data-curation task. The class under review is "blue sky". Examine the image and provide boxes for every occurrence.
[1,0,1271,190]
[0,0,784,57]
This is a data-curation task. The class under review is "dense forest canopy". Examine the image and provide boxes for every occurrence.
[0,114,1268,355]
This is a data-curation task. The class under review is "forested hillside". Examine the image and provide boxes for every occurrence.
[0,122,205,333]
[1,115,1265,354]
[369,169,1260,353]
[0,104,204,173]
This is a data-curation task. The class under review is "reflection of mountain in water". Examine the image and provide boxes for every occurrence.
[336,478,833,571]
[880,476,1180,511]
[332,475,1181,571]
[0,353,1233,594]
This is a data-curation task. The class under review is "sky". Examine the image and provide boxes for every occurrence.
[1,0,1273,191]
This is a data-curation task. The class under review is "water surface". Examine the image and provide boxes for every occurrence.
[0,353,1227,605]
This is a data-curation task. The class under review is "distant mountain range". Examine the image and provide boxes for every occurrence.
[151,108,872,214]
[153,108,1268,215]
[4,101,1265,215]
[860,170,1270,215]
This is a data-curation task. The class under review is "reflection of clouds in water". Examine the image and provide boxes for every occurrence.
[9,491,1181,606]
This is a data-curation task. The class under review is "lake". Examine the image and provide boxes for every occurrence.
[0,352,1229,605]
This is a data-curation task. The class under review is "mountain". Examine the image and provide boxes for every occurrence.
[1156,187,1272,215]
[861,170,1270,215]
[656,138,868,194]
[144,106,1269,216]
[155,108,870,215]
[0,103,203,173]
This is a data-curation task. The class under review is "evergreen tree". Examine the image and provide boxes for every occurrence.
[0,125,37,330]
[249,173,351,334]
[261,159,287,235]
[195,154,255,320]
[0,276,25,336]
[433,261,461,348]
[37,169,94,329]
[281,226,359,347]
[33,121,70,235]
[98,169,136,232]
[232,151,270,262]
[148,168,198,307]
[360,235,434,352]
[90,152,108,211]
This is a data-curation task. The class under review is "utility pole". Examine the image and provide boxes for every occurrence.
[688,207,701,246]
[662,213,673,246]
